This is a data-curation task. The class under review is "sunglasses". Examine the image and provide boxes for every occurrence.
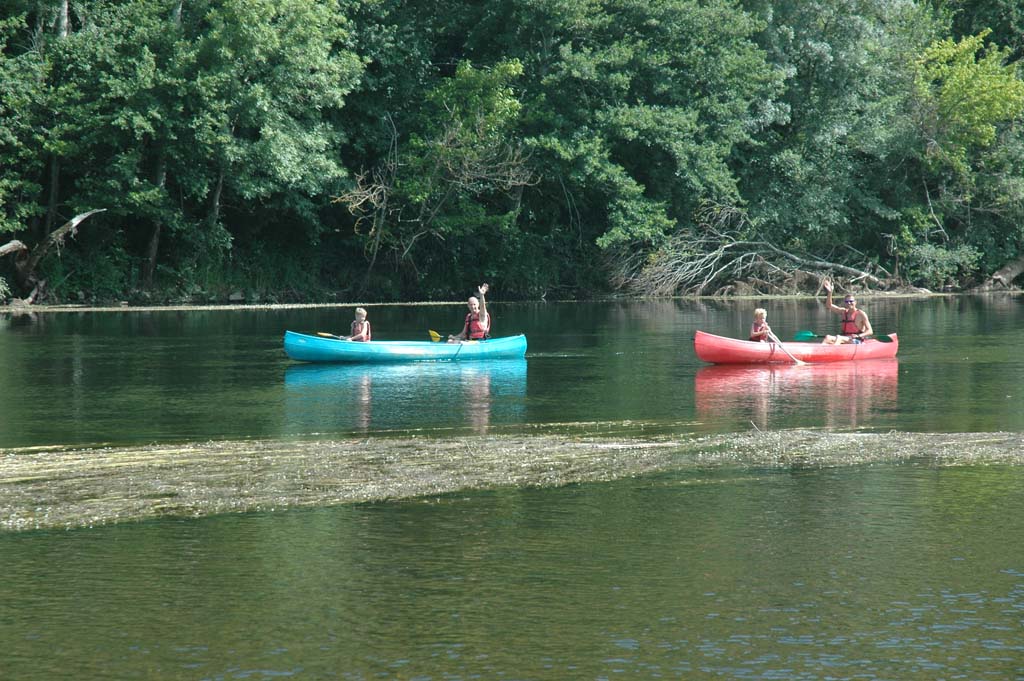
[844,299,856,304]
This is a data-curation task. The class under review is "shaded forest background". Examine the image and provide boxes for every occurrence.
[2,0,1023,304]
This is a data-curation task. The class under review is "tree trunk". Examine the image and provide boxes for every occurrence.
[43,157,60,238]
[55,0,69,37]
[209,168,224,228]
[42,0,70,239]
[974,255,1024,291]
[142,158,167,288]
[15,209,106,294]
[142,224,161,289]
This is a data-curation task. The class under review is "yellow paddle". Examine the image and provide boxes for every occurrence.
[428,329,442,342]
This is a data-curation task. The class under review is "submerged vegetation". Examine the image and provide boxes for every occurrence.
[2,429,1022,531]
[2,0,1024,304]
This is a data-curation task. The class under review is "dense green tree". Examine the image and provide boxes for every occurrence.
[338,59,534,297]
[0,13,47,239]
[455,0,785,293]
[737,1,939,251]
[902,30,1024,285]
[4,0,1024,302]
[2,0,363,300]
[943,0,1024,60]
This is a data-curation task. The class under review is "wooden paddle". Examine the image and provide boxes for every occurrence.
[794,330,892,343]
[767,330,806,365]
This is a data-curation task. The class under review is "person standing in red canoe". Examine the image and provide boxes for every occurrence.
[821,278,873,344]
[449,283,491,342]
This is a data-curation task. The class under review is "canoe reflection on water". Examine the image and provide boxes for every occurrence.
[694,360,899,430]
[284,359,527,435]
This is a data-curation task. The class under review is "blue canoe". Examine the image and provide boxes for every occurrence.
[283,330,528,363]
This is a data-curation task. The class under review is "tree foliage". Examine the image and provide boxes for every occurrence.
[3,0,1024,303]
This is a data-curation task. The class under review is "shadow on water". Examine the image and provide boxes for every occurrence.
[283,358,528,436]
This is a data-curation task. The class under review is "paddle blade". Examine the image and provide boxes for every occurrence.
[872,334,893,343]
[317,331,341,339]
[793,331,818,341]
[428,329,442,342]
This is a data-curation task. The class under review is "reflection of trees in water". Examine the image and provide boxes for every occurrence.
[694,361,899,430]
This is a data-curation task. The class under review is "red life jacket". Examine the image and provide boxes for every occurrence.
[464,312,490,340]
[750,320,768,342]
[840,311,860,336]
[350,319,371,341]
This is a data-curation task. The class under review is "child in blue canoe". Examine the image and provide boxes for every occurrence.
[344,307,371,342]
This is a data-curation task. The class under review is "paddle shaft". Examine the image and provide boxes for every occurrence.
[767,330,805,365]
[795,330,892,343]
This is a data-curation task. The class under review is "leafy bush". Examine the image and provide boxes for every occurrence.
[905,242,982,289]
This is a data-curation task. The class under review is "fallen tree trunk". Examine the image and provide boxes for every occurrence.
[973,254,1024,291]
[0,240,28,258]
[10,209,106,301]
[612,228,890,296]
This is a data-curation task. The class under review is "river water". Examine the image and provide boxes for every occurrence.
[2,294,1023,679]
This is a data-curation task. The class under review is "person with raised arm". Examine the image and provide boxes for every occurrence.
[448,283,491,342]
[821,278,872,344]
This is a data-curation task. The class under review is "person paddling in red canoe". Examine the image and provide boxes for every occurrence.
[448,283,491,343]
[821,278,873,344]
[749,307,771,342]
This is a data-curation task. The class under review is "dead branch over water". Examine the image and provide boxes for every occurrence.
[611,204,891,296]
[2,429,1021,532]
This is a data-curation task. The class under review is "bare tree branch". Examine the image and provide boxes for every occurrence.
[0,240,28,258]
[14,209,106,296]
[610,203,889,296]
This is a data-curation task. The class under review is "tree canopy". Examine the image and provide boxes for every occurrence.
[2,0,1024,303]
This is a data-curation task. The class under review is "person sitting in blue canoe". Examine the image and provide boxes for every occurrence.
[343,307,371,342]
[449,283,491,342]
[821,278,872,344]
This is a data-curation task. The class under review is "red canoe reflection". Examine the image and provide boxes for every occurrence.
[695,360,899,430]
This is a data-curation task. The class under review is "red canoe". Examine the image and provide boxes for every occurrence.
[693,330,898,364]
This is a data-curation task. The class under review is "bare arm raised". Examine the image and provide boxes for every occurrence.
[822,278,845,313]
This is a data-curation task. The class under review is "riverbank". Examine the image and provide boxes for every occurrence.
[3,429,1021,532]
[1,287,980,316]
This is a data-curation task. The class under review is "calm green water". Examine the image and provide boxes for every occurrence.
[2,295,1024,680]
[2,465,1022,679]
[1,295,1023,447]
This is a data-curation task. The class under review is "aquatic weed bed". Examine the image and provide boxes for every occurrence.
[2,429,1021,531]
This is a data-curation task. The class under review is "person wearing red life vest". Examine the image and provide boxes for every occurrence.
[821,278,873,344]
[749,307,771,342]
[344,307,371,341]
[448,283,491,342]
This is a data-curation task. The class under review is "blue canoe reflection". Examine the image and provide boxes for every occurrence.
[694,359,899,431]
[284,359,527,435]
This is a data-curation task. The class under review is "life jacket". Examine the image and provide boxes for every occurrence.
[750,320,768,342]
[464,312,490,340]
[350,319,371,342]
[840,311,860,336]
